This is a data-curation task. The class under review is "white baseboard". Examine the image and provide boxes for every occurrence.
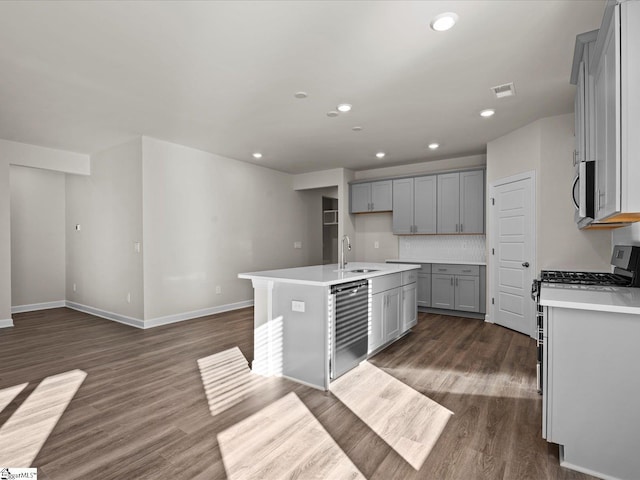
[65,299,253,329]
[0,318,14,328]
[11,300,66,314]
[65,301,145,329]
[484,314,492,323]
[144,299,254,328]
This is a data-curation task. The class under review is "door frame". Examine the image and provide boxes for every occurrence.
[488,170,537,338]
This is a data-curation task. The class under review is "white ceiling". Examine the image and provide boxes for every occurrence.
[0,1,605,174]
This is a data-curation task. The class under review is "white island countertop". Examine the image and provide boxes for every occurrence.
[238,262,419,287]
[540,283,640,314]
[387,258,487,266]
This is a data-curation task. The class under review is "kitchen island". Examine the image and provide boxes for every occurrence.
[239,262,419,390]
[540,283,640,480]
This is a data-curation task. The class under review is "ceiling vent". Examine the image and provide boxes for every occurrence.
[491,82,516,99]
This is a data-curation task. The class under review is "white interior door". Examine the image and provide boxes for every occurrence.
[490,173,535,336]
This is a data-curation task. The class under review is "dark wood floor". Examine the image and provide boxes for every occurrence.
[0,308,596,480]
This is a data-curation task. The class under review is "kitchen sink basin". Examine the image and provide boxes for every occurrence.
[348,268,379,273]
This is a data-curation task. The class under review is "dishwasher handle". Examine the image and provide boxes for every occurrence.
[331,280,368,294]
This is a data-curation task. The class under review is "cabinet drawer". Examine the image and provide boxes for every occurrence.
[418,263,431,274]
[371,273,402,294]
[432,264,479,276]
[401,270,417,285]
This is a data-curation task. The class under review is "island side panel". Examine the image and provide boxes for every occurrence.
[250,279,274,376]
[272,283,329,390]
[548,307,640,479]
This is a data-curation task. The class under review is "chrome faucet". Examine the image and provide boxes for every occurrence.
[339,235,351,269]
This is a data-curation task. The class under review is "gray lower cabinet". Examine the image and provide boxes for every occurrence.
[417,273,431,307]
[431,264,480,313]
[369,274,402,354]
[431,274,455,309]
[351,180,393,213]
[383,288,402,342]
[401,283,417,330]
[455,275,480,312]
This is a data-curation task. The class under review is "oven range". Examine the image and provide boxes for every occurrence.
[530,244,640,393]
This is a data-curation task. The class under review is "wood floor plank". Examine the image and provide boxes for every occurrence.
[0,307,598,479]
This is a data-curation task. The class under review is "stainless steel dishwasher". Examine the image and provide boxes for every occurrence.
[330,279,369,380]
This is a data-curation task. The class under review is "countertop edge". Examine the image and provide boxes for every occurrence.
[239,263,420,287]
[386,259,487,266]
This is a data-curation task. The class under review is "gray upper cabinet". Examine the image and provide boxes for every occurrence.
[437,173,460,233]
[437,170,484,234]
[588,2,640,223]
[392,176,436,234]
[460,170,485,234]
[350,180,392,213]
[392,178,414,234]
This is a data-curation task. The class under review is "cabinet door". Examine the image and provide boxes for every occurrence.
[594,9,620,220]
[437,173,460,233]
[575,60,586,164]
[371,180,392,212]
[431,274,454,310]
[417,273,431,307]
[351,183,371,213]
[454,275,480,312]
[401,283,417,331]
[414,175,437,234]
[460,170,485,234]
[392,178,414,234]
[369,292,385,354]
[383,288,401,342]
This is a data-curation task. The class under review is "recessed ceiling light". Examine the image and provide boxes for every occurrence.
[252,152,263,159]
[430,12,459,32]
[428,143,440,150]
[294,91,308,99]
[480,109,496,118]
[376,152,385,159]
[327,110,339,117]
[352,126,363,131]
[337,103,352,113]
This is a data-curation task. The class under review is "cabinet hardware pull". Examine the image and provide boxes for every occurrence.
[455,223,459,233]
[460,223,463,233]
[371,202,374,210]
[450,277,453,286]
[455,277,458,287]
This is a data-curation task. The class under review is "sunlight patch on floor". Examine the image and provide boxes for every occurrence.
[383,365,538,399]
[0,369,86,467]
[330,361,453,470]
[198,347,268,417]
[218,392,365,480]
[0,382,27,415]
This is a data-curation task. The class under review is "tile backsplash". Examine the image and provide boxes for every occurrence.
[399,235,486,263]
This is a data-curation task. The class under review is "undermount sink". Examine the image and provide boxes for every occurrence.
[348,268,379,273]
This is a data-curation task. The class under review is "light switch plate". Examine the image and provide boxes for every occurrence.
[291,300,305,313]
[374,241,379,249]
[294,241,302,249]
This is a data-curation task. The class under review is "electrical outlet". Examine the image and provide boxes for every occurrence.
[374,241,379,249]
[127,292,131,303]
[215,286,221,294]
[134,242,141,253]
[73,283,77,292]
[291,300,305,312]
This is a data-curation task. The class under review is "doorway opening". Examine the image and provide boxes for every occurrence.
[322,196,338,265]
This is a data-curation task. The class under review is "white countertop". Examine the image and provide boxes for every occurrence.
[540,283,640,314]
[238,262,420,287]
[387,258,487,266]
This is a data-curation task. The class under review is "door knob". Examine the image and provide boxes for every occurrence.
[522,262,530,268]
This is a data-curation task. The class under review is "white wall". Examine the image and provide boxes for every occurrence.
[538,114,611,270]
[0,139,89,324]
[141,137,319,321]
[612,223,640,246]
[10,166,66,308]
[66,138,144,319]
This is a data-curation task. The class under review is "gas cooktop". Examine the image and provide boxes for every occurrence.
[540,270,632,286]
